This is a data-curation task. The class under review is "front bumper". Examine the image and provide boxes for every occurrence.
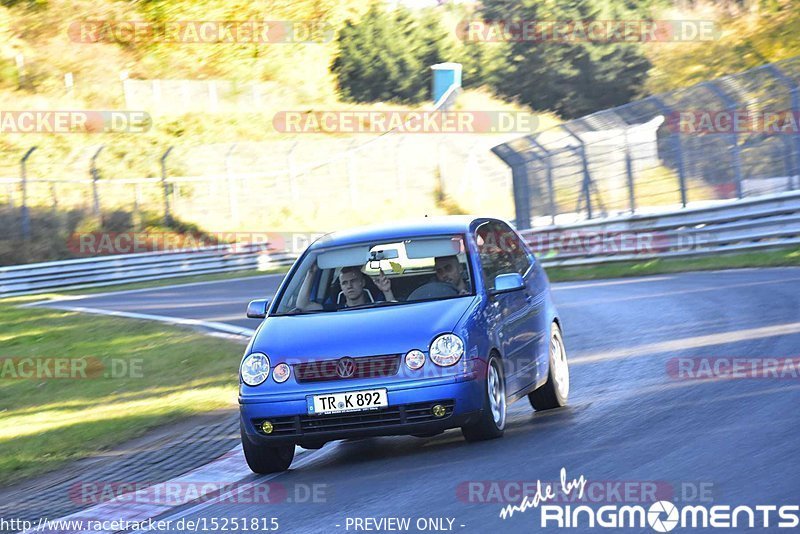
[240,374,484,447]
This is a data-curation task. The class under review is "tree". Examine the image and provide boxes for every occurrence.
[331,5,451,103]
[480,0,651,119]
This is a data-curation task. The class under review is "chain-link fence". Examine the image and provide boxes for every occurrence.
[0,90,514,244]
[493,56,800,229]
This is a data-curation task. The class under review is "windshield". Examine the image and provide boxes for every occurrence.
[273,234,473,315]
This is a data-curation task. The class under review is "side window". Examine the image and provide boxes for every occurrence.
[476,222,521,290]
[497,222,532,276]
[317,268,332,302]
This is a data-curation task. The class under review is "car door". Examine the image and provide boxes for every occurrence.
[501,223,550,391]
[475,221,543,397]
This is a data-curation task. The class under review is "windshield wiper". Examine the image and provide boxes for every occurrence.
[339,300,404,311]
[274,308,334,316]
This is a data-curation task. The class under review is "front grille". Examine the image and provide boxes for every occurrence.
[294,354,401,383]
[254,400,455,436]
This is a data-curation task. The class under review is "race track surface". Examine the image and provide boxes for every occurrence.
[47,268,800,533]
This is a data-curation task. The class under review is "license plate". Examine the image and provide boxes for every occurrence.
[307,388,388,415]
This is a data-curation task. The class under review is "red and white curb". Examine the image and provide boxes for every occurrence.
[22,445,319,534]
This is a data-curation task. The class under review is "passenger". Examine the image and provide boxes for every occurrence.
[337,266,395,308]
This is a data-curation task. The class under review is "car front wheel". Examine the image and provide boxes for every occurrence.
[241,423,295,473]
[529,321,569,410]
[462,355,506,442]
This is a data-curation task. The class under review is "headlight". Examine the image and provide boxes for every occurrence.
[272,363,291,383]
[241,352,270,386]
[429,334,464,367]
[405,349,426,370]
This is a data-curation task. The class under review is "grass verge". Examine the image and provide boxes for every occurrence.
[545,247,800,282]
[0,298,245,486]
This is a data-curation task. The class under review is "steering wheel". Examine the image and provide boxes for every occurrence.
[407,281,460,301]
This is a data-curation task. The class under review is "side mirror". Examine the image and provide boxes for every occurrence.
[246,299,270,319]
[490,273,524,295]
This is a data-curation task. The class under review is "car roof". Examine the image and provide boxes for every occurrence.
[308,216,498,249]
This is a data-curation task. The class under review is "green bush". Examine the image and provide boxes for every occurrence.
[479,0,651,118]
[0,206,215,265]
[331,5,452,104]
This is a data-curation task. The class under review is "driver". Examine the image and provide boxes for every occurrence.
[434,255,469,295]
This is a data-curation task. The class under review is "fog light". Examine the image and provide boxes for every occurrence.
[272,363,291,383]
[431,404,446,418]
[261,420,273,434]
[405,349,425,370]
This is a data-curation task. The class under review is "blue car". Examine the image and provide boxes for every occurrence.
[239,216,569,473]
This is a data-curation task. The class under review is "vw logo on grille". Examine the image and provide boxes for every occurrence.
[336,357,356,378]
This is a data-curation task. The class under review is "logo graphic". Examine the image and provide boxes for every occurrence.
[648,501,679,532]
[336,357,356,378]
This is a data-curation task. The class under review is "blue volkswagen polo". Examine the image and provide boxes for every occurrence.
[239,216,569,473]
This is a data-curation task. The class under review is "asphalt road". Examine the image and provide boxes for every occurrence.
[49,268,800,533]
[50,274,285,329]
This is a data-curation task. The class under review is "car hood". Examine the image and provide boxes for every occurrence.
[252,297,476,360]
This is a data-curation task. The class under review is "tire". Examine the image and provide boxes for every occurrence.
[241,423,295,474]
[461,355,506,442]
[529,321,569,410]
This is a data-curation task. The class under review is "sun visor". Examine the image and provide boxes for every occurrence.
[317,246,371,269]
[405,237,462,259]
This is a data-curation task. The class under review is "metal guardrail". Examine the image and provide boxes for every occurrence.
[0,243,295,297]
[526,190,800,268]
[493,56,800,229]
[3,191,800,297]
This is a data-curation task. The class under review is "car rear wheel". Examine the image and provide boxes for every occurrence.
[529,322,569,410]
[241,423,295,473]
[461,355,506,442]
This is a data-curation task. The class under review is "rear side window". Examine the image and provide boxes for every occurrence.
[475,221,532,290]
[503,224,533,275]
